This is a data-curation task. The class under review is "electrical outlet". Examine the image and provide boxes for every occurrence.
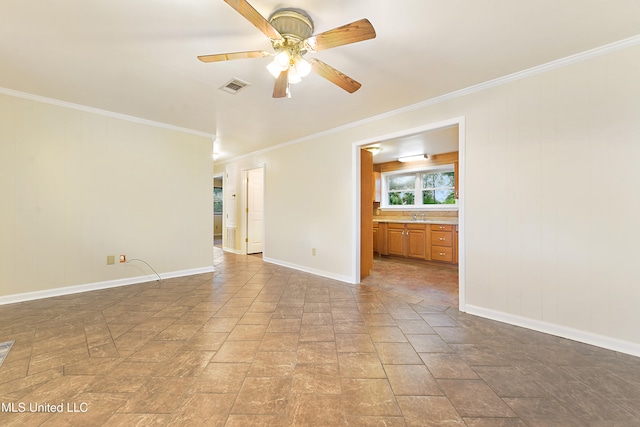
[119,254,126,263]
[312,248,316,256]
[107,255,115,265]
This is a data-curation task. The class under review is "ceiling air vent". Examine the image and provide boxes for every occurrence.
[219,78,250,94]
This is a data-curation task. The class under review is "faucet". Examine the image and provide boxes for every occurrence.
[421,213,425,221]
[413,213,417,221]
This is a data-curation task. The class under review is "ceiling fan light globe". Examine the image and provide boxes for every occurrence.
[267,60,284,78]
[295,57,312,77]
[288,67,302,84]
[275,51,291,68]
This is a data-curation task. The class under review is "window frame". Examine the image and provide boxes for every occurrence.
[380,164,457,211]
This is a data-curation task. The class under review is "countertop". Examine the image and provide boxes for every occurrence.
[373,217,458,225]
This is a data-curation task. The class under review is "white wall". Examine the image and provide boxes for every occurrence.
[461,45,640,353]
[216,140,354,282]
[0,93,213,301]
[217,42,640,354]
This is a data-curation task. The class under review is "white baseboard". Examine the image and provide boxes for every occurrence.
[0,266,215,306]
[262,256,353,284]
[223,247,242,255]
[466,304,640,358]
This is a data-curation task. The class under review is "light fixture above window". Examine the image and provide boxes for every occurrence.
[398,154,428,163]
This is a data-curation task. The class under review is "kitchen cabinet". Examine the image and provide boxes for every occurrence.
[455,226,459,263]
[407,224,426,259]
[387,224,404,256]
[429,224,455,263]
[372,222,378,255]
[376,222,387,255]
[374,220,458,264]
[386,223,426,259]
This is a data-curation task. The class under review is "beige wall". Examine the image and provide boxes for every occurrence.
[0,94,213,300]
[217,43,640,353]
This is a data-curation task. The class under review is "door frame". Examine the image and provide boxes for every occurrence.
[351,116,467,312]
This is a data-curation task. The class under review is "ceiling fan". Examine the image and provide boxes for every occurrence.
[198,0,376,98]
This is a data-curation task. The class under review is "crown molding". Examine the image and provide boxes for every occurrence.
[0,87,213,139]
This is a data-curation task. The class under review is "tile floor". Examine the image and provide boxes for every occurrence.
[0,249,639,426]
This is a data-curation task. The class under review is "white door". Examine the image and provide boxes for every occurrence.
[246,167,264,254]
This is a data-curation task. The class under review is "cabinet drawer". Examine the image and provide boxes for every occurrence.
[388,223,405,230]
[406,223,426,230]
[373,222,379,229]
[431,246,453,262]
[431,224,453,232]
[431,231,453,247]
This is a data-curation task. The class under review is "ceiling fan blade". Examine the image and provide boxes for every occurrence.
[309,59,362,93]
[305,18,376,52]
[198,50,270,63]
[273,69,289,98]
[223,0,283,41]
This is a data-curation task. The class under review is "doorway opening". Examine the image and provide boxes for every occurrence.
[355,117,466,311]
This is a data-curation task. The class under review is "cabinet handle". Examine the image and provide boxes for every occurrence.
[439,238,445,241]
[439,252,445,256]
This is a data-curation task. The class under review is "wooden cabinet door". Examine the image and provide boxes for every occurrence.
[407,228,426,259]
[387,227,405,257]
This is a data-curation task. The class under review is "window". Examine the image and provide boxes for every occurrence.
[388,174,416,205]
[382,165,456,209]
[422,170,455,205]
[213,187,223,214]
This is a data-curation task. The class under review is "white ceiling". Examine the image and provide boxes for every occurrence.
[363,125,460,164]
[1,1,639,162]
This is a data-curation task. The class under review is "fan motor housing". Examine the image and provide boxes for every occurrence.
[268,8,314,41]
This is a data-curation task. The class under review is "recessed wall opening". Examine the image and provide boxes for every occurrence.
[356,117,466,311]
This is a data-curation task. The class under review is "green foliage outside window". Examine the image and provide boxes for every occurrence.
[388,175,416,205]
[213,187,223,214]
[384,167,455,207]
[389,191,415,205]
[422,171,455,204]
